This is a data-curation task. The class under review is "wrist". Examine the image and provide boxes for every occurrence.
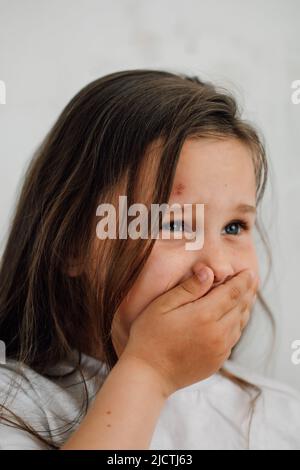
[118,350,174,399]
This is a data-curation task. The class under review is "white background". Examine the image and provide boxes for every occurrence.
[0,0,300,390]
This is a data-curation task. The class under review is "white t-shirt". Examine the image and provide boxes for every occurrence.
[0,352,299,450]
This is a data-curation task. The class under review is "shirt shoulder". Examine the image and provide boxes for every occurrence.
[0,361,51,449]
[0,354,108,449]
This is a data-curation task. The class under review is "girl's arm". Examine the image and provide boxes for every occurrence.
[61,353,170,450]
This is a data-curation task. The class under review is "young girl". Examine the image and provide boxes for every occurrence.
[0,69,299,450]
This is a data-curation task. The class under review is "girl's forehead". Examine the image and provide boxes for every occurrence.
[174,137,255,180]
[170,138,256,207]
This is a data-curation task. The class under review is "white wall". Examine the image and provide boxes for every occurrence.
[0,0,300,390]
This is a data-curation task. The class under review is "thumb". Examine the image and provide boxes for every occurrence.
[156,267,214,314]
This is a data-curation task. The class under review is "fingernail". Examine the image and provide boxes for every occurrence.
[196,268,208,282]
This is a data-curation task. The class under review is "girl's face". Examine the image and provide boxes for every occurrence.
[111,136,259,358]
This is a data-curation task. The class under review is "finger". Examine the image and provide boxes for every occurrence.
[251,293,258,307]
[228,324,243,349]
[154,267,214,314]
[190,269,256,321]
[218,303,252,350]
[240,308,251,330]
[218,286,256,324]
[218,303,245,329]
[240,292,257,328]
[220,312,244,350]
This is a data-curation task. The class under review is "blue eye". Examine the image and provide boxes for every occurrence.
[160,219,194,234]
[224,220,249,236]
[160,219,249,236]
[161,220,185,232]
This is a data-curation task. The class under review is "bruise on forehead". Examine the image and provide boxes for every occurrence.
[172,182,185,196]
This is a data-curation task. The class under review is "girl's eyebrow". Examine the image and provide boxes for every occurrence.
[171,184,256,214]
[234,204,257,214]
[169,200,256,213]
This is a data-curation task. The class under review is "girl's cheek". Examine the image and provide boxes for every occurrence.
[119,247,185,324]
[235,242,260,279]
[111,247,183,356]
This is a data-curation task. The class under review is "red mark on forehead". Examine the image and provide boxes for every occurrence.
[172,183,185,196]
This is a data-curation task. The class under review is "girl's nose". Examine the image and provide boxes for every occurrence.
[193,244,235,288]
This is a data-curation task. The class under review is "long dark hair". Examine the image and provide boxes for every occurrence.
[0,69,274,449]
